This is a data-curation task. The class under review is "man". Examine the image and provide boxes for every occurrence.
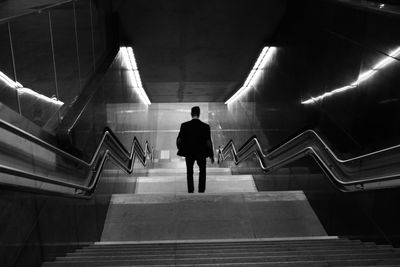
[177,106,214,193]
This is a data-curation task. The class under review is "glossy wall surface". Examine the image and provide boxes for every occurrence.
[223,0,400,247]
[0,2,118,266]
[69,48,147,158]
[253,158,400,247]
[226,0,400,157]
[0,0,109,130]
[0,184,111,267]
[0,46,150,265]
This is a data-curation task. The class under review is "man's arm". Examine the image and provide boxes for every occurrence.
[177,124,184,149]
[206,125,214,163]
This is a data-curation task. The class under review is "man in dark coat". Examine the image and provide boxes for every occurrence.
[177,106,214,193]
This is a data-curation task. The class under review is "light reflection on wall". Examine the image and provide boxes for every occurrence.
[120,47,151,105]
[302,46,400,105]
[18,88,64,106]
[0,70,63,106]
[225,47,277,105]
[0,71,23,88]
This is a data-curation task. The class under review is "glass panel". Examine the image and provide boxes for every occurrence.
[10,12,59,127]
[72,84,107,157]
[0,22,19,113]
[75,0,95,86]
[91,0,107,67]
[51,2,81,105]
[11,13,55,98]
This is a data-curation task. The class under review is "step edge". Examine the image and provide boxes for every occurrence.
[95,236,338,246]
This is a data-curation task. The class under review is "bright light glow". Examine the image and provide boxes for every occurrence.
[120,46,151,105]
[0,71,22,88]
[302,46,400,105]
[18,88,64,106]
[225,47,276,105]
[379,3,385,8]
[1,71,63,106]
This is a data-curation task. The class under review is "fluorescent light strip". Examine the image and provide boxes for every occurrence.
[1,71,63,106]
[120,47,151,105]
[302,46,400,105]
[225,47,276,105]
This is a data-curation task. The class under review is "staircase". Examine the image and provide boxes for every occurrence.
[42,166,400,266]
[43,237,400,266]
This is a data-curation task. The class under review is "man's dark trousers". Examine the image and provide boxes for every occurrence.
[185,157,206,193]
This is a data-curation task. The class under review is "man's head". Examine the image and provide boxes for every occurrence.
[191,106,200,118]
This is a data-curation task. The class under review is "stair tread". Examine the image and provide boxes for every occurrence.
[79,244,377,253]
[70,247,397,256]
[94,236,340,245]
[79,244,374,252]
[42,165,400,267]
[42,256,400,267]
[59,249,400,261]
[80,240,369,248]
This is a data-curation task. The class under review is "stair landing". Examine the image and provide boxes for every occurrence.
[136,175,257,194]
[43,237,400,267]
[133,167,257,194]
[100,191,327,242]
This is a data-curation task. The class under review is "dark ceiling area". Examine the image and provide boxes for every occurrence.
[115,0,287,103]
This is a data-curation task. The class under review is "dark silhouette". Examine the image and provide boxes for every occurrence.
[177,106,214,193]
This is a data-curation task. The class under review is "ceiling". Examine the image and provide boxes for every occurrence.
[115,0,287,103]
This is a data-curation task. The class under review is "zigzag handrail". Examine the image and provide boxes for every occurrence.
[218,130,400,192]
[0,119,153,197]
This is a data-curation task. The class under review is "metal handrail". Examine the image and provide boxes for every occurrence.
[0,119,153,197]
[218,130,400,192]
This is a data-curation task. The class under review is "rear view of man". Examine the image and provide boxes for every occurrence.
[177,106,214,193]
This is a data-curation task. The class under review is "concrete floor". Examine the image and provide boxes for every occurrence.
[135,175,257,194]
[135,168,257,194]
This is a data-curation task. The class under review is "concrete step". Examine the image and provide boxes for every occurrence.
[74,244,385,254]
[102,168,232,178]
[42,253,400,266]
[59,248,400,262]
[43,260,400,267]
[134,174,257,194]
[71,244,392,253]
[99,168,238,194]
[94,235,338,244]
[78,240,370,251]
[148,168,232,176]
[100,191,327,242]
[42,238,400,266]
[151,161,217,169]
[96,176,137,194]
[90,236,354,245]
